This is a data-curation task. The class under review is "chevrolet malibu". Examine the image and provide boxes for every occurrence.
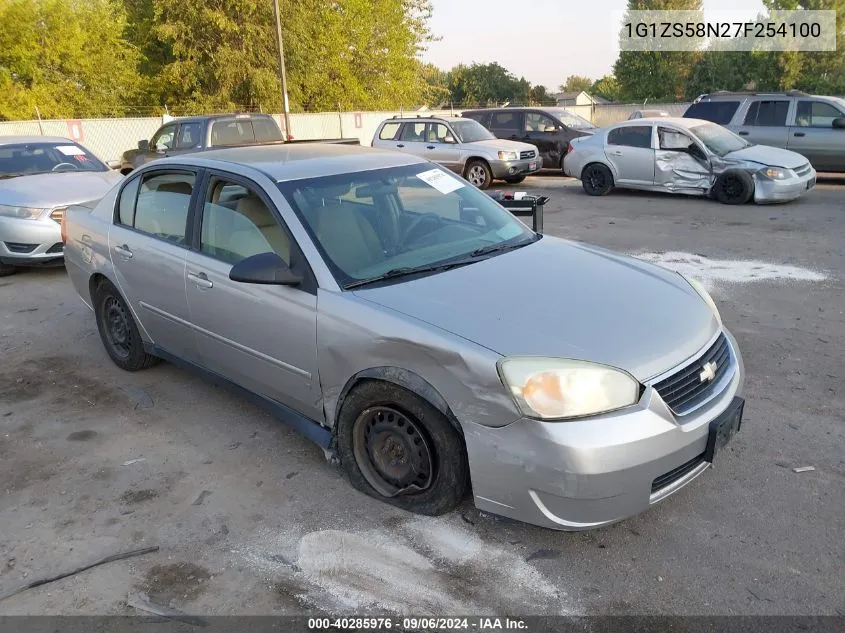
[565,117,816,204]
[0,136,123,277]
[63,144,745,530]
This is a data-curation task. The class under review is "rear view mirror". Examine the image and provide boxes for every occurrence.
[833,117,845,129]
[229,252,303,286]
[138,140,150,151]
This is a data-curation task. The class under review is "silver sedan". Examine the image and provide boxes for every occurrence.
[564,117,816,204]
[63,144,745,530]
[0,136,122,277]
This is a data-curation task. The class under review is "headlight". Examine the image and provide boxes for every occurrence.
[498,357,641,420]
[0,204,48,220]
[497,151,518,160]
[681,274,721,325]
[760,167,792,180]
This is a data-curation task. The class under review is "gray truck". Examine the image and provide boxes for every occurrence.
[117,113,358,174]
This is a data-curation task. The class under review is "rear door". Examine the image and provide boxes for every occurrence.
[394,122,429,157]
[183,171,321,420]
[488,111,525,142]
[605,125,655,185]
[109,168,200,361]
[788,99,845,171]
[734,99,791,148]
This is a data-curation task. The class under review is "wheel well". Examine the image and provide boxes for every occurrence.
[463,157,490,174]
[581,161,615,183]
[88,273,109,303]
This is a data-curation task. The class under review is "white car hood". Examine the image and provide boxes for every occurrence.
[0,170,123,208]
[724,145,807,169]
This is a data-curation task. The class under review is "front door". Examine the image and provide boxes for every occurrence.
[184,173,321,420]
[109,168,199,361]
[605,124,655,185]
[788,99,845,171]
[423,122,462,173]
[522,111,558,166]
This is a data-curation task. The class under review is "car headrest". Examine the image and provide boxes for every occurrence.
[236,196,273,227]
[157,181,193,196]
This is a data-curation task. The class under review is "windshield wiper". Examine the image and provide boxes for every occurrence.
[0,173,25,180]
[344,261,475,289]
[470,235,540,258]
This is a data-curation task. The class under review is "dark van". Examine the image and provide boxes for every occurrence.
[461,107,597,173]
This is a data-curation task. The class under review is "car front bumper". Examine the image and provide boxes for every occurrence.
[463,328,745,530]
[0,216,65,266]
[490,156,543,179]
[754,168,817,203]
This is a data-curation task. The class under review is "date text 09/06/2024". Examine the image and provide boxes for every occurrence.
[308,617,528,631]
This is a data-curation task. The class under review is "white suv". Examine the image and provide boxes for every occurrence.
[372,116,541,189]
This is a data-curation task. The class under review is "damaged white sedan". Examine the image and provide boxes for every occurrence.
[564,117,816,204]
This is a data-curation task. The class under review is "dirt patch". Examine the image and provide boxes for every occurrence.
[0,355,122,408]
[141,562,212,606]
[67,430,98,441]
[120,489,159,505]
[0,459,56,492]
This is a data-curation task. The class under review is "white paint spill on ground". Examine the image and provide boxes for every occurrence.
[233,515,569,616]
[631,251,828,292]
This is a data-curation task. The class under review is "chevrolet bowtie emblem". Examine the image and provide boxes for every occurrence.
[699,361,718,383]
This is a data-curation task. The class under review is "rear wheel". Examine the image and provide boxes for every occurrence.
[504,176,526,184]
[713,171,754,205]
[93,279,158,371]
[464,159,493,189]
[581,163,614,196]
[0,263,16,278]
[336,381,469,516]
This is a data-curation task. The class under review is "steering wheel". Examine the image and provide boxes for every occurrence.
[52,162,79,172]
[400,212,443,247]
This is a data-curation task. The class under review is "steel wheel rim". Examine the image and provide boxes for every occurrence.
[103,296,132,359]
[467,165,486,186]
[351,405,434,498]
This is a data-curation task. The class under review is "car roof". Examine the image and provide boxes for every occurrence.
[156,143,427,182]
[0,135,77,145]
[612,117,711,129]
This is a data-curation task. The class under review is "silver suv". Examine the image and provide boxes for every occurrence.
[683,91,845,172]
[372,116,541,189]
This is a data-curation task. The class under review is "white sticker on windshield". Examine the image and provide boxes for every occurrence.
[56,145,85,156]
[416,168,465,194]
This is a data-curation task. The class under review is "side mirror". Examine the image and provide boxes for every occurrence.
[105,159,121,170]
[833,117,845,129]
[544,126,558,133]
[229,252,303,286]
[138,140,150,151]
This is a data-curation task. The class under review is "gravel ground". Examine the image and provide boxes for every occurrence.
[0,173,842,618]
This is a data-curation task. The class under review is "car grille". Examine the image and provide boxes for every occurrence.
[46,242,64,254]
[4,242,38,254]
[652,333,733,416]
[49,207,66,224]
[794,163,812,177]
[520,150,536,159]
[651,452,706,493]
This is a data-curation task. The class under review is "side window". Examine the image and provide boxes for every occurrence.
[399,123,426,142]
[427,123,453,143]
[743,101,759,125]
[133,172,195,244]
[490,111,523,135]
[378,122,401,140]
[150,125,176,151]
[176,123,202,149]
[116,176,140,226]
[211,120,256,146]
[752,100,789,126]
[608,125,653,149]
[683,101,740,125]
[658,128,693,151]
[463,112,491,127]
[201,178,291,266]
[796,100,843,127]
[525,112,556,133]
[253,118,283,142]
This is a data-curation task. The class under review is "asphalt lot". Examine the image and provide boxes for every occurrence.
[0,174,843,617]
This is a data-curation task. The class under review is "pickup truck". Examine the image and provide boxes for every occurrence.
[117,113,358,174]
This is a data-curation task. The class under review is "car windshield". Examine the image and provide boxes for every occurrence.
[691,123,749,156]
[279,163,537,289]
[0,142,107,177]
[544,108,595,129]
[451,119,496,143]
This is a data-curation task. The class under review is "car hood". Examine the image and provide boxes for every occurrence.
[0,171,123,207]
[724,145,807,169]
[353,237,720,381]
[469,139,539,154]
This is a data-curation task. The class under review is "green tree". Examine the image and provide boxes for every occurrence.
[591,75,621,102]
[0,0,140,119]
[528,84,552,105]
[613,0,703,102]
[445,62,525,106]
[559,75,593,93]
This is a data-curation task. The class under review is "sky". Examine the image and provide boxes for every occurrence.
[422,0,766,90]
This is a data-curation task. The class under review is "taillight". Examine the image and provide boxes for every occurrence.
[567,143,574,154]
[60,209,68,243]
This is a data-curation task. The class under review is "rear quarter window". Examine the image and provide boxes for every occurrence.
[684,101,741,125]
[378,122,401,140]
[253,118,283,142]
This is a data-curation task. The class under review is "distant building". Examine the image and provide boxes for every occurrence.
[552,91,609,107]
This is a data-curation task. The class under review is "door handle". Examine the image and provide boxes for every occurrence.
[396,143,405,148]
[738,131,749,136]
[187,271,213,289]
[426,145,435,149]
[113,244,133,259]
[610,150,624,156]
[793,132,806,137]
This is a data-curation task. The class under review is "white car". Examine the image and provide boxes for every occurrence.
[564,117,816,204]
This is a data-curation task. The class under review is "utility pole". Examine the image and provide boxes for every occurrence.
[272,0,292,140]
